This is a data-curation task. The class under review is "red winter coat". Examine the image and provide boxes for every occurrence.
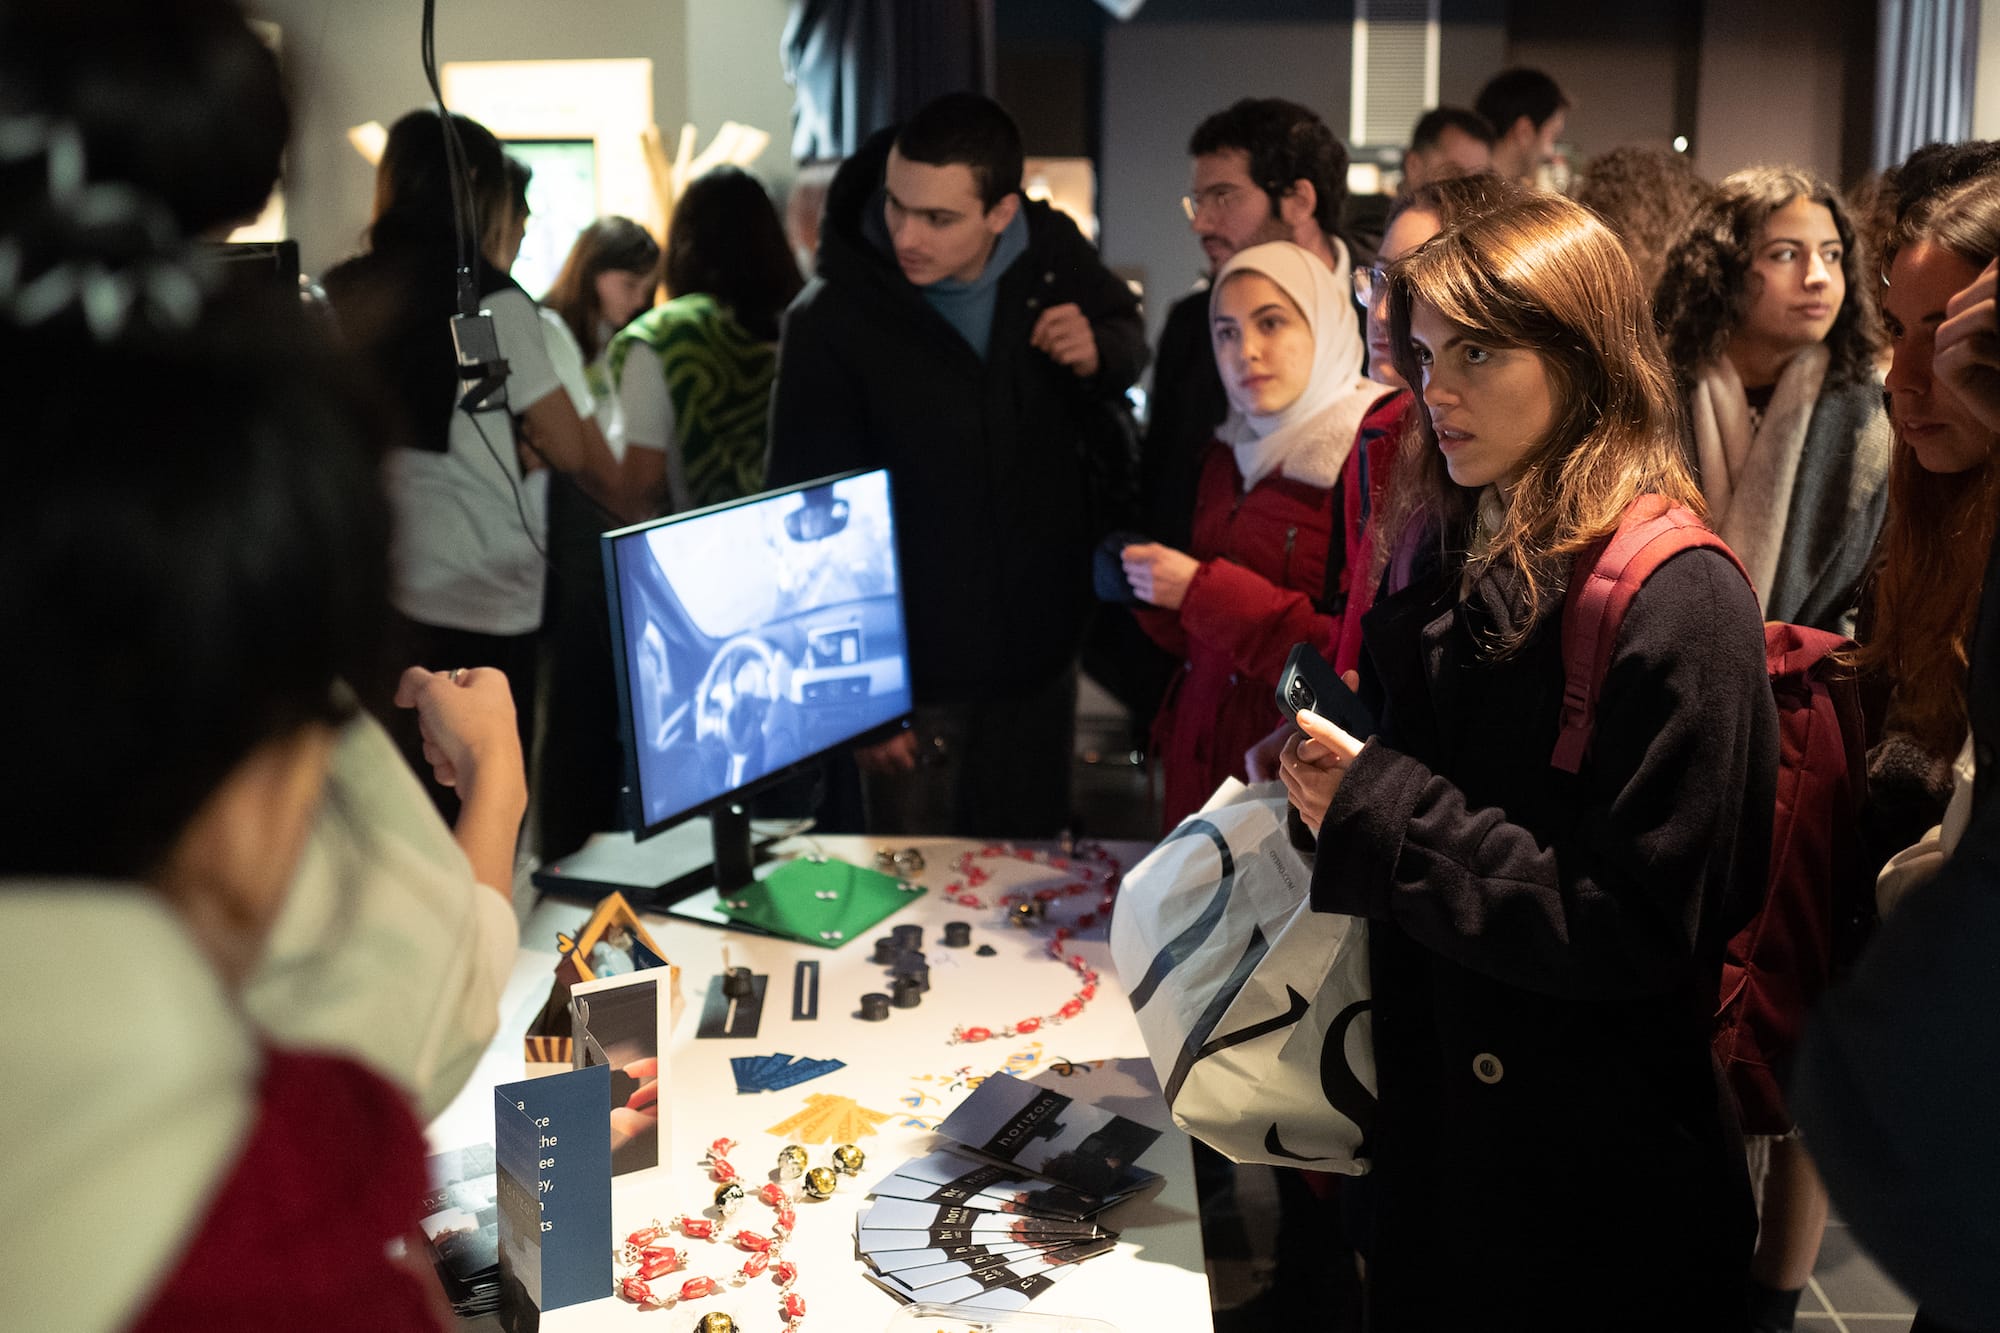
[1138,390,1407,828]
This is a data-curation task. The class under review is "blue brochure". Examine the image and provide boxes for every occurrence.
[496,1064,613,1317]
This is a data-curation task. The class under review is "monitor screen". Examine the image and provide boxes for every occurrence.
[501,138,599,299]
[604,469,911,838]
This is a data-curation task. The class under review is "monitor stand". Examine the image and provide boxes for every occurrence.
[530,805,797,909]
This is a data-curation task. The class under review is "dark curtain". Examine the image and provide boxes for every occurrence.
[1874,0,1979,171]
[781,0,997,162]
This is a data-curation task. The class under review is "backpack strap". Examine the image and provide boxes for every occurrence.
[1550,495,1751,774]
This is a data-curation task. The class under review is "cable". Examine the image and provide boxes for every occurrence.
[467,409,550,563]
[419,0,478,316]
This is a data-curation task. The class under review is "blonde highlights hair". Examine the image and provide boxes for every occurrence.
[1381,193,1701,650]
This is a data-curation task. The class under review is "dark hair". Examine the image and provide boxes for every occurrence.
[0,0,287,236]
[893,92,1023,212]
[1384,171,1522,236]
[664,167,804,342]
[1881,141,2000,267]
[1,209,393,877]
[1188,97,1349,235]
[1888,140,2000,232]
[1383,194,1698,651]
[503,155,532,221]
[1474,68,1569,137]
[1653,166,1884,391]
[544,217,661,360]
[1410,106,1496,153]
[1574,145,1711,294]
[370,108,508,252]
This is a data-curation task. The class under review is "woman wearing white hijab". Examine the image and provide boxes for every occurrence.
[1123,239,1392,827]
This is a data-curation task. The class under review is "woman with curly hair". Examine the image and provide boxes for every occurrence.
[1654,166,1890,634]
[1574,144,1710,293]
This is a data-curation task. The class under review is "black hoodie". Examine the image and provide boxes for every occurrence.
[766,128,1147,705]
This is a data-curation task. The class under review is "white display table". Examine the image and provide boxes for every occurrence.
[429,835,1211,1333]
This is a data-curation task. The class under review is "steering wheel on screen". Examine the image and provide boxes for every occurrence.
[694,634,782,786]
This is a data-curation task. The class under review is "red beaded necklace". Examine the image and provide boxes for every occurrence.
[940,842,1125,1046]
[612,1138,818,1328]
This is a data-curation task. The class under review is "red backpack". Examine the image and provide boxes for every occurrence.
[1553,495,1870,1134]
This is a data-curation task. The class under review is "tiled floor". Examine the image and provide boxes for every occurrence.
[1067,676,1928,1333]
[1799,1219,1918,1329]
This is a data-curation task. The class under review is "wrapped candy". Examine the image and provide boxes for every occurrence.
[775,1144,808,1179]
[831,1143,865,1176]
[697,1315,738,1333]
[679,1216,716,1240]
[758,1182,789,1207]
[680,1275,719,1301]
[802,1166,838,1200]
[713,1181,746,1217]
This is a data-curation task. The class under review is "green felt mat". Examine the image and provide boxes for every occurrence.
[715,857,925,948]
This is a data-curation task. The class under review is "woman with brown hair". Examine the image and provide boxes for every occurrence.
[610,166,804,513]
[542,216,662,370]
[1863,172,2000,888]
[1574,143,1711,293]
[1653,166,1890,634]
[1279,193,1777,1329]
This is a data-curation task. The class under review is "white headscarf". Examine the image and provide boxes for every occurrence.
[1210,239,1386,490]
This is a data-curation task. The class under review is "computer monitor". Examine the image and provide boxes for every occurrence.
[603,468,911,893]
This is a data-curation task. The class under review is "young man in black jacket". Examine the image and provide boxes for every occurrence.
[766,92,1147,838]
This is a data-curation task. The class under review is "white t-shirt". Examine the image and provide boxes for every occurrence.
[384,286,562,636]
[245,712,519,1122]
[615,345,688,509]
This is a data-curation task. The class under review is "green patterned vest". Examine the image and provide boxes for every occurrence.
[608,293,776,509]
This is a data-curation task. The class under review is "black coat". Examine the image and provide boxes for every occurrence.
[1793,485,2000,1324]
[1139,285,1227,551]
[765,130,1148,705]
[1312,544,1778,1331]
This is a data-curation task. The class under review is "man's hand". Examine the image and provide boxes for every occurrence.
[1121,542,1201,611]
[1936,259,2000,435]
[1031,302,1101,378]
[856,729,921,774]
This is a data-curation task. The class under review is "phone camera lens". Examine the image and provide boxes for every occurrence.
[1289,678,1313,709]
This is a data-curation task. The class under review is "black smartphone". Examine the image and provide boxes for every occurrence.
[1274,642,1374,738]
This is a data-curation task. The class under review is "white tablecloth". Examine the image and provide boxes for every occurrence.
[429,835,1211,1333]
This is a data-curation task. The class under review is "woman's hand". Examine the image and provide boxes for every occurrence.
[1278,694,1365,836]
[1245,720,1294,782]
[1935,259,2000,435]
[1121,542,1201,610]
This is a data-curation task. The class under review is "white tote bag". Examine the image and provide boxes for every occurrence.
[1111,779,1376,1171]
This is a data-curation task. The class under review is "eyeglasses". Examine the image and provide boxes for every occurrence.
[1181,183,1252,221]
[1352,264,1390,304]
